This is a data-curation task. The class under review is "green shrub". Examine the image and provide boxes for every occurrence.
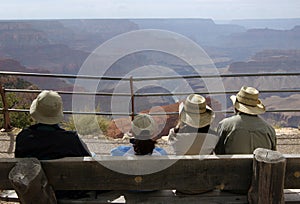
[62,114,110,136]
[0,93,33,128]
[10,112,34,128]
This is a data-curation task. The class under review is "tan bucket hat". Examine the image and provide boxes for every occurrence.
[230,86,266,115]
[179,94,215,128]
[30,90,64,125]
[131,114,157,139]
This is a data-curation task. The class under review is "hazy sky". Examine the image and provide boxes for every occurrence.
[1,0,300,20]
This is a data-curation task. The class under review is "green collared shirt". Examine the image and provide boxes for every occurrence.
[215,113,276,154]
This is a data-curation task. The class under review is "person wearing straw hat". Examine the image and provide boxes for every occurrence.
[165,94,219,156]
[111,114,167,156]
[15,90,92,159]
[163,94,219,195]
[215,86,276,154]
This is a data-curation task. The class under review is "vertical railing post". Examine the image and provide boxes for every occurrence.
[0,84,11,131]
[129,76,135,121]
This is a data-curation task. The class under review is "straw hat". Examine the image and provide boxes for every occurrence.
[179,94,215,128]
[30,90,64,125]
[230,86,265,115]
[131,114,156,140]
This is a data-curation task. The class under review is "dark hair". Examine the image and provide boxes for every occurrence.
[131,129,156,155]
[133,139,156,155]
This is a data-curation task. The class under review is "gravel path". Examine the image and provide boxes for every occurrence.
[1,127,300,158]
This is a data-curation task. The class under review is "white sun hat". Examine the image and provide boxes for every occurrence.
[131,114,157,140]
[30,90,64,124]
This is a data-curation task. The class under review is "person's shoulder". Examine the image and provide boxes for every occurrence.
[219,115,240,124]
[258,116,276,133]
[16,125,36,136]
[58,129,78,136]
[53,126,79,137]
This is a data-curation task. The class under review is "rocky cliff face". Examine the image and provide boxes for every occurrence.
[0,58,73,90]
[60,19,139,51]
[229,49,300,73]
[223,49,300,127]
[134,18,246,46]
[0,19,300,128]
[0,22,49,49]
[0,19,139,75]
[225,26,300,49]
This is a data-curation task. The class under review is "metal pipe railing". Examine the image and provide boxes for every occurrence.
[2,108,300,116]
[1,70,300,81]
[1,71,300,131]
[4,88,300,97]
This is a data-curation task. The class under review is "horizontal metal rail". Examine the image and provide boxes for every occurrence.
[1,71,300,81]
[1,70,300,130]
[2,108,300,116]
[4,88,300,97]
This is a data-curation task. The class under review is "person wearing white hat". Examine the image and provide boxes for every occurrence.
[215,86,276,154]
[111,114,167,156]
[165,94,219,156]
[15,90,93,198]
[15,90,91,159]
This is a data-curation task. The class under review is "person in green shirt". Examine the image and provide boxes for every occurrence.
[215,86,276,154]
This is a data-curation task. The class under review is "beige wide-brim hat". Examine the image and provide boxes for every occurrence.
[131,114,157,140]
[179,94,215,128]
[30,90,64,125]
[230,86,266,115]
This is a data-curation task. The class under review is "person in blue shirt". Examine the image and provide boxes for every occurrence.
[111,114,167,156]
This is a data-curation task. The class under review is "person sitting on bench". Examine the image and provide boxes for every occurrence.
[215,86,276,154]
[14,90,92,199]
[163,94,219,194]
[165,94,219,155]
[111,114,167,156]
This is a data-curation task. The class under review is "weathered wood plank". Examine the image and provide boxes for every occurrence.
[284,155,300,189]
[41,155,253,191]
[0,154,300,192]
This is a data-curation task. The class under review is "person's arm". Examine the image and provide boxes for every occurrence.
[270,127,277,151]
[77,137,92,156]
[214,123,226,154]
[167,128,177,145]
[14,129,27,158]
[14,136,22,158]
[70,132,92,157]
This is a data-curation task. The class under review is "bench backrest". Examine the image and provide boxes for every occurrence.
[0,154,300,191]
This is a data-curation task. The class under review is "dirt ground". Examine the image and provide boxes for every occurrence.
[1,127,300,158]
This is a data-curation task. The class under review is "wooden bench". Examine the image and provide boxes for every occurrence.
[0,148,300,204]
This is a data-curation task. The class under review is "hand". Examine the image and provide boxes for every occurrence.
[168,128,177,144]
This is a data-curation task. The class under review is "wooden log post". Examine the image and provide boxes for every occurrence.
[8,158,57,204]
[248,148,286,204]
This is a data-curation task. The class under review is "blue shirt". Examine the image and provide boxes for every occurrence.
[111,146,167,156]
